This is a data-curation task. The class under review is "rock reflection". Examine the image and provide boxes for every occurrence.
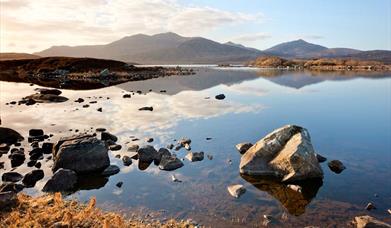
[241,174,323,216]
[75,174,109,191]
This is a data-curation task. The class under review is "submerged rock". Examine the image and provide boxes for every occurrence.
[53,134,110,173]
[354,215,391,228]
[159,155,184,171]
[227,184,246,198]
[42,168,77,192]
[328,160,346,174]
[236,142,253,155]
[0,127,24,145]
[239,125,323,182]
[185,152,204,162]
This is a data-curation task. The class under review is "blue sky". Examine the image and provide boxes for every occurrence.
[1,0,390,52]
[180,0,391,50]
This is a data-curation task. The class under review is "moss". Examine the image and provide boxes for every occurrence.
[0,193,197,228]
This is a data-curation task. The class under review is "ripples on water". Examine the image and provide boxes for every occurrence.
[0,68,390,227]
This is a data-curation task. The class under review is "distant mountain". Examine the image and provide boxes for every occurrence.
[36,32,263,64]
[343,50,391,64]
[265,39,361,58]
[34,33,391,64]
[0,53,40,61]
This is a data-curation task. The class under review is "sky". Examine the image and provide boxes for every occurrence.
[0,0,390,53]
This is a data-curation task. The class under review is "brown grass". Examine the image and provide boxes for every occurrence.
[0,193,197,228]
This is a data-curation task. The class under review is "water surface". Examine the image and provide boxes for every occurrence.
[1,68,390,227]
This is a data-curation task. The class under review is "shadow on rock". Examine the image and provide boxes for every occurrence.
[241,174,323,216]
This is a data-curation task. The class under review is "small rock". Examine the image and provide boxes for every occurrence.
[123,94,131,98]
[207,154,213,160]
[206,137,212,140]
[101,165,120,176]
[82,104,89,108]
[235,142,253,155]
[22,170,44,187]
[137,145,157,163]
[171,174,182,183]
[97,107,103,112]
[29,129,44,137]
[74,98,84,103]
[101,132,118,142]
[328,160,346,174]
[365,202,376,211]
[122,156,132,166]
[227,184,246,198]
[155,148,171,165]
[0,183,24,193]
[96,128,106,132]
[179,138,191,146]
[185,152,204,162]
[315,153,327,163]
[139,106,153,111]
[109,144,122,151]
[2,172,23,182]
[42,168,77,192]
[146,138,154,143]
[27,160,37,167]
[215,94,226,100]
[159,155,184,171]
[184,143,191,151]
[116,182,123,188]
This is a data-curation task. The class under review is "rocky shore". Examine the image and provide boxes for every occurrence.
[0,57,194,89]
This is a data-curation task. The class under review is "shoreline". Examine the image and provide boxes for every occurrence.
[0,192,198,228]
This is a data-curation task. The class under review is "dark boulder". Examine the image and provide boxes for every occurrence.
[0,127,24,145]
[53,134,110,173]
[137,145,158,163]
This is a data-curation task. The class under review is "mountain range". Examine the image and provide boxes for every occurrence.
[32,32,391,64]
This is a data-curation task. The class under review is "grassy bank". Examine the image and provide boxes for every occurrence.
[0,193,197,228]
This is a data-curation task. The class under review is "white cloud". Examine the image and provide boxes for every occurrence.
[0,0,262,52]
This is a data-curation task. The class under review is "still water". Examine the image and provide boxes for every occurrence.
[1,68,390,227]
